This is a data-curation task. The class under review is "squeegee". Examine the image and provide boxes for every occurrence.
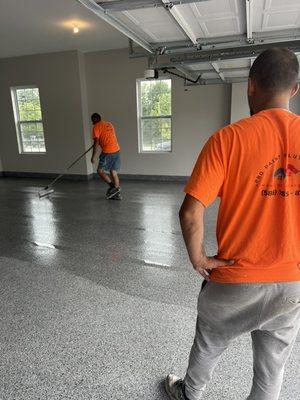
[38,145,93,199]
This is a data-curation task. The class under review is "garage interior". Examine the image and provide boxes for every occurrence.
[0,1,299,399]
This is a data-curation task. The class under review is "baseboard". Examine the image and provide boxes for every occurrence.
[3,171,94,181]
[93,173,188,182]
[2,171,187,183]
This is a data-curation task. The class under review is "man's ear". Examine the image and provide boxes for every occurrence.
[290,83,299,99]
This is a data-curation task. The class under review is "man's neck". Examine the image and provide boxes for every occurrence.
[254,96,290,114]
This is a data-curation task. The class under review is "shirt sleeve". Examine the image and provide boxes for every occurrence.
[184,134,225,207]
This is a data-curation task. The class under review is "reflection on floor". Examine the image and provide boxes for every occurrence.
[0,178,298,400]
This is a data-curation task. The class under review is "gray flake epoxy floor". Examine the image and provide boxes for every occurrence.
[0,178,298,400]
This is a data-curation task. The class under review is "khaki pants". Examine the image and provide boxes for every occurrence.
[184,282,300,400]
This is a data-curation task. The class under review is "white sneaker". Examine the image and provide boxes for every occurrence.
[165,374,188,400]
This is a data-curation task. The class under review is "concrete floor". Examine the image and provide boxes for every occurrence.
[0,178,298,400]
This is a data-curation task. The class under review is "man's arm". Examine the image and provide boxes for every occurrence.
[179,194,234,280]
[91,139,98,164]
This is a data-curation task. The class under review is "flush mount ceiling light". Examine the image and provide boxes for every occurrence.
[58,19,91,34]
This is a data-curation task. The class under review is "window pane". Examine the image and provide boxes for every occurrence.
[20,122,45,153]
[12,87,46,153]
[138,79,172,153]
[140,79,171,117]
[141,117,171,152]
[16,88,43,122]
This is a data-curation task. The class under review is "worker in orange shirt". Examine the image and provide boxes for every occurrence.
[90,113,122,200]
[165,48,300,400]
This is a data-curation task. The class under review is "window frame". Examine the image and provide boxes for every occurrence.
[10,85,46,155]
[136,77,172,154]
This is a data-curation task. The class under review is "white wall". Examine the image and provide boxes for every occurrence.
[85,49,231,176]
[231,82,250,122]
[78,51,93,176]
[0,51,90,176]
[231,82,300,123]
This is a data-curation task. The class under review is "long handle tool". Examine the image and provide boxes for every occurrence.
[38,144,93,198]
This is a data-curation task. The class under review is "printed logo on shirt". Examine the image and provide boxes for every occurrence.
[254,153,300,198]
[274,164,300,180]
[255,153,300,185]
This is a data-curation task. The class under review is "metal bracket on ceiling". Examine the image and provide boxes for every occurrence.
[163,2,174,9]
[162,0,198,45]
[156,46,167,55]
[211,62,226,83]
[161,67,202,84]
[98,0,207,12]
[246,0,254,44]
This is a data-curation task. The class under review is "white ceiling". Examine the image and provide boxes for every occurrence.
[0,0,127,59]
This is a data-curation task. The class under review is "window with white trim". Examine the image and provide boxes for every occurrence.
[137,79,172,153]
[11,86,46,153]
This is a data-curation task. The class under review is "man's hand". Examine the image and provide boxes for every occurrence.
[179,194,235,281]
[91,157,95,164]
[192,256,234,280]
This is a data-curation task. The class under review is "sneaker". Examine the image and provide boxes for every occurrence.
[109,192,122,200]
[106,187,114,197]
[106,187,121,199]
[165,374,188,400]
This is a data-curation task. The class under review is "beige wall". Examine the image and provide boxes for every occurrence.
[84,48,231,176]
[0,51,89,175]
[231,82,300,123]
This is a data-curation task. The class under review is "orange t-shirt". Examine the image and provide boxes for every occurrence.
[92,121,120,154]
[185,108,300,284]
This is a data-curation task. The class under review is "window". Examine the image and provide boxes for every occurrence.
[11,86,46,153]
[137,79,172,153]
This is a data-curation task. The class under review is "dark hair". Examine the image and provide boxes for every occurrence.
[249,47,299,92]
[91,113,101,120]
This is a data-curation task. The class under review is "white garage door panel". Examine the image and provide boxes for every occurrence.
[114,8,186,43]
[175,0,244,38]
[200,72,219,79]
[267,0,300,8]
[224,69,249,78]
[187,62,214,71]
[218,59,251,69]
[204,17,241,36]
[263,12,300,30]
[111,0,246,43]
[253,0,300,32]
[188,0,239,16]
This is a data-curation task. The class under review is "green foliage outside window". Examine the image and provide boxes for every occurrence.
[13,87,46,153]
[140,79,172,152]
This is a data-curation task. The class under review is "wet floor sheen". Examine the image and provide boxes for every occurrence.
[0,178,298,400]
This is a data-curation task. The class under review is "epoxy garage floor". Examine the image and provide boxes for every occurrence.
[0,178,299,400]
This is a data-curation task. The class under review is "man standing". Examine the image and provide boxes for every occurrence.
[91,113,122,200]
[165,48,300,400]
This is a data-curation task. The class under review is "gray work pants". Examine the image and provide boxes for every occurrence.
[184,282,300,400]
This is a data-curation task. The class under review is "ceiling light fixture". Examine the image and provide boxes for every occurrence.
[73,26,79,34]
